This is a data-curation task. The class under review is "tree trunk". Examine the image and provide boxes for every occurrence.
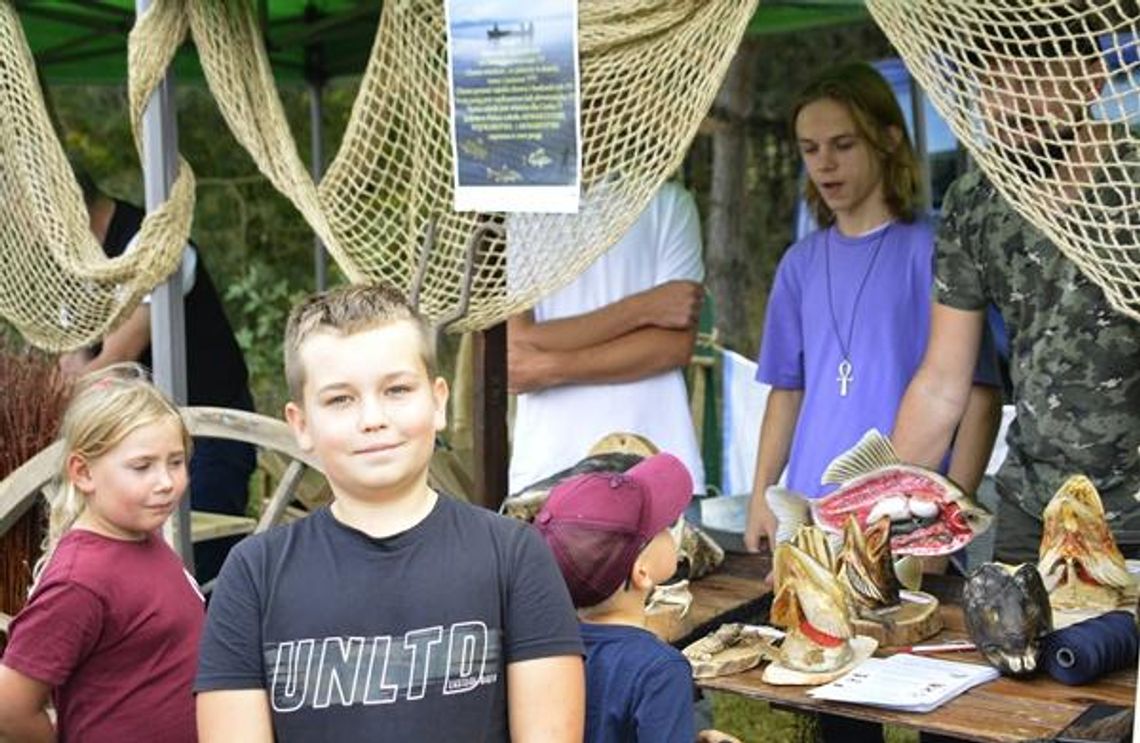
[705,41,759,355]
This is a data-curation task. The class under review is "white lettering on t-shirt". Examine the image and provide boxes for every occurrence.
[271,639,316,712]
[403,626,444,701]
[313,637,365,708]
[268,622,498,712]
[443,621,489,695]
[362,636,399,705]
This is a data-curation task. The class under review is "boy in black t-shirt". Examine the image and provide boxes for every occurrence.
[195,283,584,742]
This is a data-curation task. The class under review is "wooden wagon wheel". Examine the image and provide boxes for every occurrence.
[0,404,473,635]
[0,407,325,541]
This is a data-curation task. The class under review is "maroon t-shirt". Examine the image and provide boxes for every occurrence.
[2,529,204,742]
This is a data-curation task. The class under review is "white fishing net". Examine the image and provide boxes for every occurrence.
[0,0,757,349]
[867,0,1140,322]
[0,1,194,351]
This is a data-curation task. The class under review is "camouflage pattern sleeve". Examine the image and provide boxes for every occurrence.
[933,171,989,312]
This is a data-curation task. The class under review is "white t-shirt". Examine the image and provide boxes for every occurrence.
[509,182,707,494]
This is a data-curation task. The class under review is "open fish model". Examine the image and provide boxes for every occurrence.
[836,516,901,617]
[963,562,1053,676]
[767,429,993,557]
[1039,475,1133,612]
[770,536,854,674]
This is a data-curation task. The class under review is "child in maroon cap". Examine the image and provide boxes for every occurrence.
[536,453,741,743]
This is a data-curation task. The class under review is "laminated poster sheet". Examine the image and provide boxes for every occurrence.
[445,0,581,213]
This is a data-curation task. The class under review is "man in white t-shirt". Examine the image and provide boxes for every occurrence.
[507,181,707,495]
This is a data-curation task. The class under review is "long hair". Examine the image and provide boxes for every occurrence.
[31,363,191,587]
[790,62,922,227]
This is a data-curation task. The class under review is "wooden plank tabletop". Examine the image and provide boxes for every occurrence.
[690,569,1137,743]
[653,552,771,644]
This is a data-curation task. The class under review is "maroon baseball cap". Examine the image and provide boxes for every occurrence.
[535,453,693,608]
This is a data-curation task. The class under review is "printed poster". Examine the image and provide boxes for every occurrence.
[445,0,581,213]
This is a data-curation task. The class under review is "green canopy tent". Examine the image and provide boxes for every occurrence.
[22,1,869,84]
[10,0,876,551]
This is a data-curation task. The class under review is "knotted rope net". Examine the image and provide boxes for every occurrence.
[178,0,757,330]
[867,0,1140,322]
[0,1,194,351]
[1,0,756,347]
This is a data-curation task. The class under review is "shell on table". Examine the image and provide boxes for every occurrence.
[682,623,780,678]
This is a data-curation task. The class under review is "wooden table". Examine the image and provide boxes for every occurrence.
[694,572,1138,742]
[652,552,771,646]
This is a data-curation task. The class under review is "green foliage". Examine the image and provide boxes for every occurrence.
[48,80,361,414]
[223,263,307,416]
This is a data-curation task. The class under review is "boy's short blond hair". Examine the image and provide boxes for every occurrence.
[284,283,437,401]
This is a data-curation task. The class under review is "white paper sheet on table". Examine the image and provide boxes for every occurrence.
[807,653,999,713]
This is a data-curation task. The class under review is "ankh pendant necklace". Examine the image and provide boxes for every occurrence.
[824,222,891,397]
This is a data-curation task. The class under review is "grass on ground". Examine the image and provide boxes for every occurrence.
[710,692,919,743]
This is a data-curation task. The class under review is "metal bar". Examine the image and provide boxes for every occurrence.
[409,217,437,312]
[909,75,932,212]
[472,324,508,510]
[36,36,124,66]
[436,220,501,329]
[308,78,327,290]
[137,0,193,570]
[269,5,378,49]
[18,5,129,33]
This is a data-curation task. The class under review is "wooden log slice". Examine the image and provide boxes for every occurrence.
[851,591,943,647]
[679,624,779,674]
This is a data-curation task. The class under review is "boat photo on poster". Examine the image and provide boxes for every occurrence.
[445,0,581,213]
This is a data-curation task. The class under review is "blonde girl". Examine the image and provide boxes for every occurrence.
[0,363,203,743]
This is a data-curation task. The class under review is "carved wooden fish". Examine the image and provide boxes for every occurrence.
[767,429,993,556]
[770,532,855,673]
[1039,475,1133,612]
[836,516,901,616]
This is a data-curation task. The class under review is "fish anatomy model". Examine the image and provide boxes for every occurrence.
[767,429,993,557]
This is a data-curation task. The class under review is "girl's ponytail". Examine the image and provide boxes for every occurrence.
[31,478,86,587]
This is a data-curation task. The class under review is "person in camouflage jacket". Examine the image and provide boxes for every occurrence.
[891,16,1140,562]
[900,165,1140,563]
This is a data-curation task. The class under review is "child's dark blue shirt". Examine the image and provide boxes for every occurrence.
[580,622,695,743]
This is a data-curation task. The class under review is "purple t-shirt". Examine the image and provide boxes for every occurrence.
[757,219,994,497]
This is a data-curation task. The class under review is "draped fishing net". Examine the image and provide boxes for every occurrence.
[866,0,1140,322]
[0,1,194,352]
[0,0,757,349]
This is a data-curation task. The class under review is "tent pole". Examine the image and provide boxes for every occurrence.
[309,78,327,291]
[909,75,932,212]
[136,0,193,570]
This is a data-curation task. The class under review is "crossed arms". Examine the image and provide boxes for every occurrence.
[507,280,704,394]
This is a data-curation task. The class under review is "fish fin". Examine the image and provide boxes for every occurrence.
[821,429,901,486]
[893,556,923,592]
[766,486,812,545]
[827,531,845,564]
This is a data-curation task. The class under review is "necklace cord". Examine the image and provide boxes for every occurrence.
[823,224,892,364]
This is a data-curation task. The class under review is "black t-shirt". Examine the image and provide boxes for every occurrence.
[195,495,584,741]
[103,201,252,410]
